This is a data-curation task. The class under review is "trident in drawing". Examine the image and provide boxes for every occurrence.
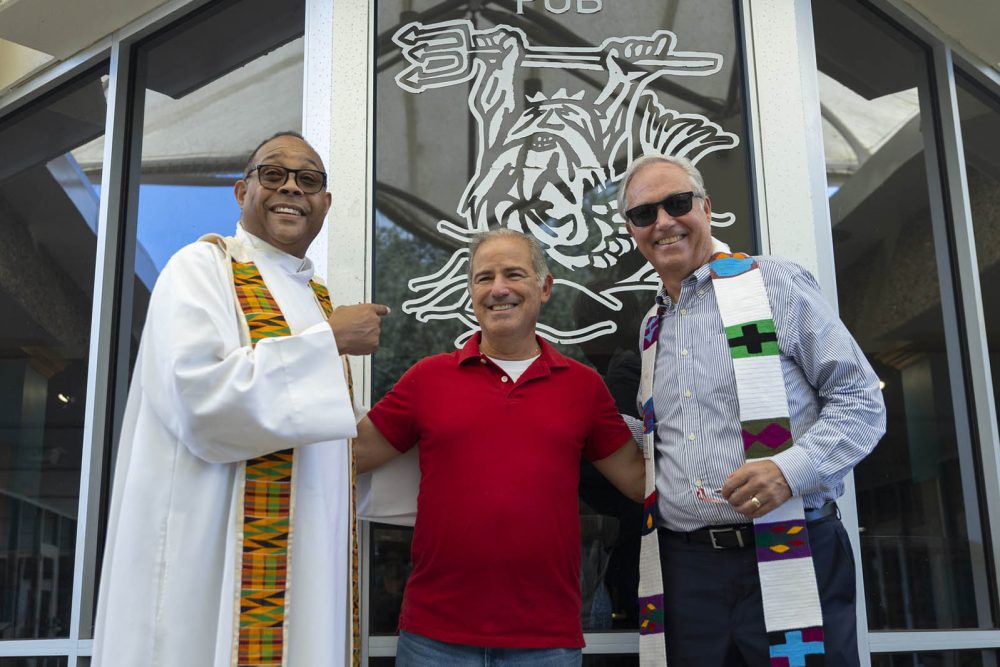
[395,20,723,94]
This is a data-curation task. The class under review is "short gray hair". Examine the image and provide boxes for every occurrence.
[467,228,550,288]
[617,154,707,222]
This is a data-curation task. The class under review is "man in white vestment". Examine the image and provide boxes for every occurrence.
[93,132,388,666]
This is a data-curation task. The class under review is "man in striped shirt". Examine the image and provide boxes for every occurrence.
[620,154,885,666]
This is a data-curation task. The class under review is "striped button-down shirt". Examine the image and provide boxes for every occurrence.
[630,255,886,532]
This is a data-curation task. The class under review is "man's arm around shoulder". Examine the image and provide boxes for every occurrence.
[592,438,645,504]
[355,417,403,474]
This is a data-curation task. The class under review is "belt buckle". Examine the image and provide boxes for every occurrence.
[709,527,743,549]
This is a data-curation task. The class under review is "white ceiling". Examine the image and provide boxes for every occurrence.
[0,0,997,92]
[0,0,171,60]
[900,0,1000,71]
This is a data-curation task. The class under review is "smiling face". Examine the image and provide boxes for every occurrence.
[234,135,332,258]
[624,161,714,300]
[469,235,553,358]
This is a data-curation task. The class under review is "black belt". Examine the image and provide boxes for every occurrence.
[659,501,838,550]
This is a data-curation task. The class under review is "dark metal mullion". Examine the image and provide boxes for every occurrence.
[928,42,1000,633]
[919,41,997,633]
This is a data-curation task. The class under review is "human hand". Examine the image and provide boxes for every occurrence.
[327,304,390,356]
[720,460,792,519]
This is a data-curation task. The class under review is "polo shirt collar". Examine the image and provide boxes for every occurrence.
[458,332,569,369]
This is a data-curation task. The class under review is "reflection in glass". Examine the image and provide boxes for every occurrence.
[370,0,754,645]
[813,0,993,629]
[871,651,999,667]
[369,523,412,636]
[92,0,308,369]
[74,0,307,638]
[0,67,106,639]
[957,74,1000,450]
[373,0,754,394]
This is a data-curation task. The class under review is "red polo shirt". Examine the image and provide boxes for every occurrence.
[367,334,632,648]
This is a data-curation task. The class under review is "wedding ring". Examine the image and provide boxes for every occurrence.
[750,496,762,510]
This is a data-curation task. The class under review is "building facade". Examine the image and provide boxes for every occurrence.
[0,0,999,664]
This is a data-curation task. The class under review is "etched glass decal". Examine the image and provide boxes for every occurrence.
[390,19,739,344]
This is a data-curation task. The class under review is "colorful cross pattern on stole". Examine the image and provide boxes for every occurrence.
[231,261,360,667]
[709,252,825,666]
[637,303,668,666]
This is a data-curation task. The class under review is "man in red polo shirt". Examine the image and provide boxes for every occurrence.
[356,228,644,666]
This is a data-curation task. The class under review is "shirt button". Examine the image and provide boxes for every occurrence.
[501,376,509,383]
[684,389,692,398]
[697,290,705,297]
[680,308,688,316]
[681,348,689,356]
[688,433,696,441]
[480,358,487,364]
[695,479,703,487]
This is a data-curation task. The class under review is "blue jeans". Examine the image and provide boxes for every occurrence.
[396,630,582,666]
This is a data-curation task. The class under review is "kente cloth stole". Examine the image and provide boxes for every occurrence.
[231,261,361,667]
[637,252,826,667]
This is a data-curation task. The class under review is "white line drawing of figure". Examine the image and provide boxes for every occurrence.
[391,19,740,345]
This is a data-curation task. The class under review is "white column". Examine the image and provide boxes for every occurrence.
[304,0,374,395]
[742,1,870,664]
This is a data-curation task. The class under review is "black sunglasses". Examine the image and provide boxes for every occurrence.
[624,191,701,227]
[245,164,328,194]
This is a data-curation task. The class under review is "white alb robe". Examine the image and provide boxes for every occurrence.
[93,226,356,667]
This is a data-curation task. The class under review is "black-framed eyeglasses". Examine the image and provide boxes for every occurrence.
[245,164,328,194]
[624,191,701,227]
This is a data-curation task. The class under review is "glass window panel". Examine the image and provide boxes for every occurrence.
[369,523,411,636]
[812,0,994,629]
[956,73,1000,461]
[374,0,754,397]
[370,0,754,646]
[871,650,999,667]
[0,659,68,667]
[121,0,306,365]
[0,66,107,640]
[91,0,307,636]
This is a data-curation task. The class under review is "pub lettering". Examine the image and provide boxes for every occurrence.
[516,0,602,14]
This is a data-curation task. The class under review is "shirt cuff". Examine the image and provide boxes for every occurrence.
[301,321,339,352]
[354,403,369,424]
[623,414,645,446]
[770,445,822,498]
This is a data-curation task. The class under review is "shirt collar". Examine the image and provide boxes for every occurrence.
[236,224,315,283]
[457,332,569,369]
[654,264,714,307]
[653,237,733,307]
